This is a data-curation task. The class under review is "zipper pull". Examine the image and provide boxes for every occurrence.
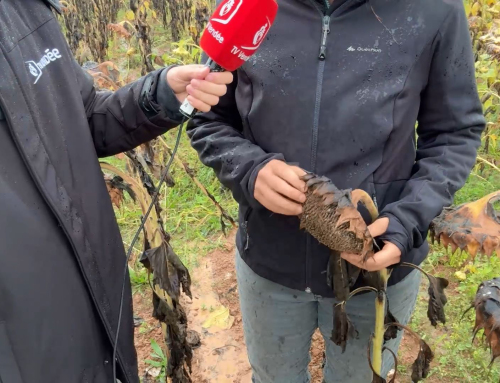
[319,15,330,60]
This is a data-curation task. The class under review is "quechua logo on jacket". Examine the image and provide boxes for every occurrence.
[25,48,63,84]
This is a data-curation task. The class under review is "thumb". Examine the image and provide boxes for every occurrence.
[367,217,389,238]
[175,65,209,82]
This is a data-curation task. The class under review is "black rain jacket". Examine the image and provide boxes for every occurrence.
[0,0,183,381]
[188,0,486,296]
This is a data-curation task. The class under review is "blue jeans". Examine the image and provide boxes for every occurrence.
[235,251,421,383]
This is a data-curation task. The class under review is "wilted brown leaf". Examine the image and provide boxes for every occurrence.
[103,174,135,208]
[107,22,132,39]
[331,303,358,353]
[154,55,166,67]
[384,300,400,342]
[94,61,121,82]
[427,276,449,327]
[91,72,119,91]
[106,183,123,208]
[327,251,351,301]
[411,339,434,382]
[140,239,193,383]
[401,262,449,328]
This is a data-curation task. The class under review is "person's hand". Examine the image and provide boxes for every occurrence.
[166,65,233,112]
[254,160,307,215]
[340,217,401,271]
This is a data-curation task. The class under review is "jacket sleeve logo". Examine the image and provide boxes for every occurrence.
[25,48,62,84]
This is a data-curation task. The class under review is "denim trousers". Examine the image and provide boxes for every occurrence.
[235,251,421,383]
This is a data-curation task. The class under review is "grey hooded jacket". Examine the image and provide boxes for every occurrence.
[188,0,485,297]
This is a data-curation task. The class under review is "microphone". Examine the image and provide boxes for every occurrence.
[179,0,278,118]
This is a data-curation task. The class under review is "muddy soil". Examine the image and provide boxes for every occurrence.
[133,229,441,383]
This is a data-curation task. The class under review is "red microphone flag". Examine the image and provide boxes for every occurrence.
[200,0,278,71]
[179,0,278,117]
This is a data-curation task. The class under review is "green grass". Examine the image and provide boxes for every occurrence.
[105,131,238,277]
[401,251,500,382]
[454,170,500,205]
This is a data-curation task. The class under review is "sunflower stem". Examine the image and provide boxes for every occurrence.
[372,268,389,375]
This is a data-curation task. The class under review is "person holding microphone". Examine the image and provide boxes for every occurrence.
[0,0,232,382]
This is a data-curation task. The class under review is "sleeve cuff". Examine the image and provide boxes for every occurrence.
[156,66,184,123]
[378,213,413,262]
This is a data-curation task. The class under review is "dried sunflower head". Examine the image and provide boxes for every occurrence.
[300,172,377,261]
[470,278,500,365]
[430,191,500,258]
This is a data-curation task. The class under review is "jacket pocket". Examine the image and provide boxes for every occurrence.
[0,322,23,383]
[372,179,409,211]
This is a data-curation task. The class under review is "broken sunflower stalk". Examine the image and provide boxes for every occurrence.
[299,172,449,380]
[101,162,195,383]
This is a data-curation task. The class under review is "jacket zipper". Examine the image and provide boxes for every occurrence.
[0,99,130,381]
[319,15,330,60]
[306,0,331,293]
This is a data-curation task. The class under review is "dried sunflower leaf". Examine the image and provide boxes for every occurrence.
[411,339,434,382]
[140,242,192,300]
[346,261,361,288]
[327,251,350,301]
[151,288,192,382]
[140,241,193,382]
[384,299,400,342]
[104,174,136,208]
[363,270,385,291]
[331,304,359,353]
[427,276,449,327]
